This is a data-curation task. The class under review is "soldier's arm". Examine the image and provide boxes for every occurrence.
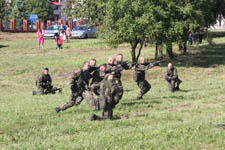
[49,75,52,85]
[122,61,131,70]
[135,64,149,71]
[172,68,178,79]
[165,70,171,80]
[70,70,81,85]
[38,74,45,86]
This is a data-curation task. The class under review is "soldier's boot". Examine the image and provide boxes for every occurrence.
[54,107,61,113]
[175,79,182,91]
[136,93,143,100]
[102,110,113,120]
[56,100,75,112]
[89,114,102,121]
[32,91,37,95]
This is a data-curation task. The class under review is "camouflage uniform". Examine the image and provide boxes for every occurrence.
[90,69,108,96]
[106,63,125,103]
[134,62,156,99]
[35,73,53,95]
[89,66,99,75]
[165,67,182,92]
[90,79,117,120]
[57,69,98,111]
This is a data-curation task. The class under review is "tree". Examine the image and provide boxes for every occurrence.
[0,0,5,19]
[10,0,28,28]
[71,0,225,60]
[27,0,53,22]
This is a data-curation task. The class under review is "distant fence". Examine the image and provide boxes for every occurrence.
[0,18,76,33]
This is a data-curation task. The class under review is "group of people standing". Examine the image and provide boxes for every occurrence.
[36,23,72,50]
[34,54,182,120]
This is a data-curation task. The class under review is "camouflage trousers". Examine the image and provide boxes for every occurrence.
[93,95,116,120]
[166,78,182,92]
[136,79,151,97]
[114,79,123,104]
[35,85,53,95]
[59,90,98,111]
[91,83,101,96]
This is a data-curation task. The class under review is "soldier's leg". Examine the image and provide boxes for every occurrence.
[169,80,175,92]
[174,78,182,90]
[90,107,113,121]
[114,85,123,104]
[82,90,99,110]
[35,86,45,95]
[55,92,81,112]
[91,83,100,96]
[137,80,151,99]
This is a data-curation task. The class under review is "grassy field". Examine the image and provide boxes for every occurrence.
[0,32,225,150]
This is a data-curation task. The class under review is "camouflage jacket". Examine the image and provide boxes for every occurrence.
[133,62,155,81]
[114,61,133,79]
[37,73,52,87]
[106,63,124,79]
[165,67,178,80]
[88,66,99,75]
[91,70,108,85]
[70,69,92,91]
[100,79,117,102]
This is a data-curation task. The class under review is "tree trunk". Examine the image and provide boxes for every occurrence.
[159,46,163,59]
[166,42,173,59]
[136,42,143,60]
[131,41,138,62]
[130,40,143,62]
[155,43,158,59]
[183,40,187,53]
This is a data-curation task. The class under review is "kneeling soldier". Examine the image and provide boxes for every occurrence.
[165,63,182,92]
[90,74,117,121]
[33,68,62,95]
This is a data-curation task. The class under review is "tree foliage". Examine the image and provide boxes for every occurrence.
[26,0,53,22]
[72,0,225,60]
[0,0,5,19]
[10,0,28,26]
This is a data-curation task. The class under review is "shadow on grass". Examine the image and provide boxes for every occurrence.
[153,42,225,68]
[0,45,9,49]
[121,100,160,106]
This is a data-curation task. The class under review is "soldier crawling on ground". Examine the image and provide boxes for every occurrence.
[133,57,160,100]
[165,63,182,92]
[90,74,118,121]
[33,68,62,95]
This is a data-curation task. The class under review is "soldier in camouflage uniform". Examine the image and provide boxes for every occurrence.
[165,63,182,92]
[106,57,125,103]
[134,57,160,100]
[90,74,117,120]
[54,62,98,113]
[33,68,53,95]
[89,58,99,75]
[90,64,108,96]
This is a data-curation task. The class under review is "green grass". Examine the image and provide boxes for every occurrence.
[0,32,225,150]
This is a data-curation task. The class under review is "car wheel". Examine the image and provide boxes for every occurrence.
[84,34,88,39]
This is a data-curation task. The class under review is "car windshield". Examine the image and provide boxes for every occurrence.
[47,26,54,30]
[73,26,87,31]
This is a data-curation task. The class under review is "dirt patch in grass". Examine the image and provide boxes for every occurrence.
[0,32,36,41]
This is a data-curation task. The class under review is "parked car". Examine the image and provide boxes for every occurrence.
[71,25,97,39]
[43,25,59,38]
